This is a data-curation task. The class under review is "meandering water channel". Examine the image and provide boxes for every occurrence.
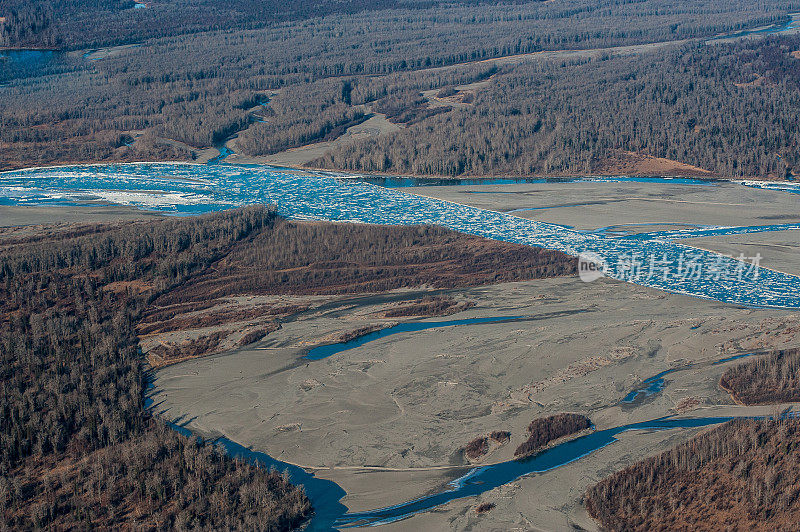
[306,316,526,360]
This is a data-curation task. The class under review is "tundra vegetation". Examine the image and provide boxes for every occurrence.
[147,219,577,301]
[489,430,511,444]
[474,502,496,514]
[0,206,577,527]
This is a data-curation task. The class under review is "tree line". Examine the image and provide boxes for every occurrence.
[2,0,798,169]
[4,0,793,51]
[315,35,800,178]
[0,206,313,529]
[1,0,458,50]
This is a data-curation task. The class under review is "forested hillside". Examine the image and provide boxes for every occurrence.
[315,35,800,178]
[585,418,800,531]
[0,207,313,529]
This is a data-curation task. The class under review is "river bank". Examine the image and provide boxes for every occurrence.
[0,203,163,227]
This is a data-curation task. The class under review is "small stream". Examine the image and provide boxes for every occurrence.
[207,144,234,165]
[620,352,759,406]
[215,438,348,531]
[706,13,800,42]
[306,315,525,360]
[623,222,800,241]
[328,343,774,527]
[333,416,736,528]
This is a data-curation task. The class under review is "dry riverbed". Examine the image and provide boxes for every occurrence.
[152,274,800,530]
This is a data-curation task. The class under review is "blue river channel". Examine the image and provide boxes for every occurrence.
[2,163,800,309]
[306,316,525,360]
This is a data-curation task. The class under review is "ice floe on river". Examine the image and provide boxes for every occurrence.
[2,163,800,308]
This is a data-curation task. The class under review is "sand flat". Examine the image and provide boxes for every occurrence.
[152,275,799,528]
[410,180,800,230]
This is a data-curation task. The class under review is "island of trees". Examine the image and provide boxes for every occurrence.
[585,346,800,530]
